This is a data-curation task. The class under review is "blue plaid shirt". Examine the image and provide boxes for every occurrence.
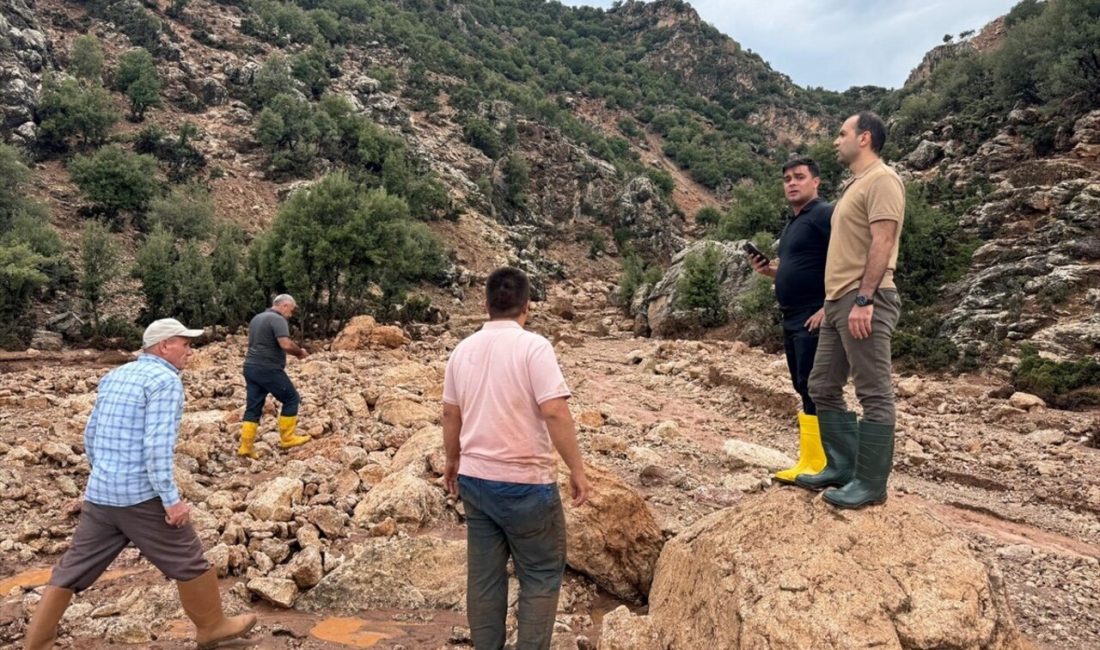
[84,354,184,507]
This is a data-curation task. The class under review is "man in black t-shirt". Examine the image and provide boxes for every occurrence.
[747,157,832,484]
[238,294,311,458]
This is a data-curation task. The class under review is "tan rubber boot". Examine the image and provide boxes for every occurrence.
[237,421,259,459]
[23,586,73,650]
[277,415,310,449]
[177,568,257,650]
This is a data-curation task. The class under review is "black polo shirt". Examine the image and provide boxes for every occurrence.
[775,197,832,318]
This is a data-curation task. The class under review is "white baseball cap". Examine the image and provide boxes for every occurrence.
[142,318,204,349]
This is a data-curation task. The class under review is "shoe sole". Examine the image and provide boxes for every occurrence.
[196,617,258,650]
[823,495,887,509]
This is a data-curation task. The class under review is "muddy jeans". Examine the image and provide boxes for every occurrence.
[459,475,566,650]
[808,289,902,425]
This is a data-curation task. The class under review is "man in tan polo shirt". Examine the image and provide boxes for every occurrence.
[796,111,904,509]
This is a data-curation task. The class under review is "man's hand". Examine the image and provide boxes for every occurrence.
[804,308,825,332]
[569,470,591,507]
[444,459,459,497]
[297,347,309,359]
[748,255,776,278]
[164,500,191,527]
[848,304,874,340]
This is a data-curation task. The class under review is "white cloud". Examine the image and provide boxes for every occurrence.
[560,0,1018,90]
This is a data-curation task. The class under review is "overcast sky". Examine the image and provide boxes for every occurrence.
[560,0,1019,90]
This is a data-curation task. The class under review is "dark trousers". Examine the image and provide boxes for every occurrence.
[243,365,299,422]
[48,499,209,592]
[458,475,566,650]
[808,289,902,425]
[782,308,820,415]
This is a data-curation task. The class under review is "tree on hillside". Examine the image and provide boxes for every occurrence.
[69,145,160,225]
[70,36,105,83]
[148,183,214,240]
[35,74,118,151]
[258,173,444,333]
[0,144,65,346]
[114,48,162,121]
[79,220,117,330]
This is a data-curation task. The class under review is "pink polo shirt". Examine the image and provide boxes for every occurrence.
[443,320,571,484]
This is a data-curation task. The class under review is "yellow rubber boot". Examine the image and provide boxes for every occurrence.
[774,413,827,483]
[237,422,259,460]
[277,415,310,449]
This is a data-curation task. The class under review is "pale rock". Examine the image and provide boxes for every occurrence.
[352,469,445,527]
[298,536,466,612]
[897,376,925,398]
[307,505,349,538]
[247,577,299,608]
[246,477,303,522]
[609,490,1023,649]
[288,545,325,589]
[722,439,794,472]
[1009,392,1046,411]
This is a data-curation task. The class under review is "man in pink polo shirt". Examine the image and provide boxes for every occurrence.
[442,267,590,650]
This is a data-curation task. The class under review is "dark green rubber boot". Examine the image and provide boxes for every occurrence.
[823,420,895,509]
[795,410,857,490]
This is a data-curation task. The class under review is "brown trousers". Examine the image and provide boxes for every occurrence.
[48,499,209,592]
[808,288,902,425]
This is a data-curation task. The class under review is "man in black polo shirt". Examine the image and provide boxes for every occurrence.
[747,157,832,484]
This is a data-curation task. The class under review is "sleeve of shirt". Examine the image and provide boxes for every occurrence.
[442,353,459,406]
[143,376,183,506]
[272,316,290,339]
[866,176,905,224]
[528,339,571,405]
[819,205,834,238]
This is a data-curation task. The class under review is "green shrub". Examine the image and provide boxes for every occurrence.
[70,36,105,82]
[731,273,781,349]
[695,205,722,227]
[0,243,50,347]
[897,184,977,308]
[501,152,529,206]
[677,243,727,327]
[133,122,206,182]
[79,220,117,330]
[114,48,161,121]
[617,253,662,307]
[463,116,503,159]
[35,74,118,151]
[69,145,160,223]
[148,184,215,240]
[1012,344,1100,410]
[713,182,786,241]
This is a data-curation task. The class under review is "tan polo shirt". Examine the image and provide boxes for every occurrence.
[824,160,905,300]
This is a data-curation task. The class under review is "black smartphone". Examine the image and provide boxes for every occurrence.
[743,242,770,265]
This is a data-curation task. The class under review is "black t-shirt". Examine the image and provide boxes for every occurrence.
[775,198,833,316]
[244,309,289,370]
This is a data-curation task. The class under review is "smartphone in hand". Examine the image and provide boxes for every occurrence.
[743,242,770,265]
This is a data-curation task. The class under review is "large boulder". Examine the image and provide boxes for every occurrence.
[389,425,446,476]
[599,490,1023,649]
[351,468,446,527]
[558,464,663,603]
[297,536,466,613]
[331,315,378,351]
[375,394,438,428]
[641,240,756,337]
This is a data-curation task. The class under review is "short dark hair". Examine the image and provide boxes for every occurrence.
[855,111,887,154]
[486,267,530,318]
[781,157,820,177]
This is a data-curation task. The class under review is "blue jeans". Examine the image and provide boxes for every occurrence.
[243,365,299,422]
[458,475,566,650]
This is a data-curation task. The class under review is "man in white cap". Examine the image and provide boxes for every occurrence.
[23,319,257,650]
[237,294,310,459]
